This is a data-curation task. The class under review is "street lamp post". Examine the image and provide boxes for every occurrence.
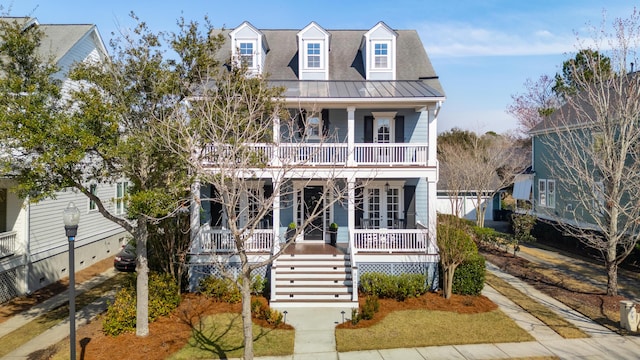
[63,202,80,360]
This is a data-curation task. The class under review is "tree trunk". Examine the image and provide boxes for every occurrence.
[136,217,150,337]
[605,242,619,296]
[443,265,456,299]
[240,255,254,359]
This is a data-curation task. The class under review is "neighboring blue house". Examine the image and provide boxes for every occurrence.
[0,18,126,303]
[188,21,445,307]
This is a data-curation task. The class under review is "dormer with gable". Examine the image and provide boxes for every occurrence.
[229,21,269,75]
[297,22,330,80]
[361,21,397,80]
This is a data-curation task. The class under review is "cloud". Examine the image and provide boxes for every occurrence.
[417,22,576,57]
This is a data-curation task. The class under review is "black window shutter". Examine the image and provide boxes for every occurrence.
[403,185,416,229]
[364,116,374,143]
[322,109,330,136]
[395,115,404,143]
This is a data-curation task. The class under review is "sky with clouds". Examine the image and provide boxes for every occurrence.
[4,0,639,134]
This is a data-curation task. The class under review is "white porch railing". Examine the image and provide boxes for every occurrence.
[0,231,17,258]
[279,143,349,165]
[194,229,273,253]
[354,143,428,165]
[352,229,435,253]
[202,143,429,167]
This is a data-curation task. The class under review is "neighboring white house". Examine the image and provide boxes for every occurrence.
[0,18,126,303]
[188,21,445,307]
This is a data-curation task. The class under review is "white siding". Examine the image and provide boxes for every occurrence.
[29,184,125,261]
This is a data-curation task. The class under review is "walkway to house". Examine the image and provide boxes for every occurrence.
[2,240,640,359]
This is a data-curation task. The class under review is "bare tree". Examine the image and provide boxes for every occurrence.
[439,130,527,227]
[507,75,560,137]
[156,65,353,359]
[535,9,640,296]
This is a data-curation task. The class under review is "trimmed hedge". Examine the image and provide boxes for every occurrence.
[359,272,426,301]
[451,254,486,296]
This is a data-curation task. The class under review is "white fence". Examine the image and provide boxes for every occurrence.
[352,229,436,253]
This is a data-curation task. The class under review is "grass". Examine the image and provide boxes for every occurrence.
[485,272,588,339]
[166,313,294,360]
[0,273,126,358]
[335,308,534,352]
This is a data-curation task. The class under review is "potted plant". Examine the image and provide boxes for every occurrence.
[286,222,297,242]
[329,222,338,246]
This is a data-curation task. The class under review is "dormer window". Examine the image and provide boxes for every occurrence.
[306,42,321,68]
[297,22,330,80]
[239,41,255,68]
[373,42,389,69]
[229,22,268,75]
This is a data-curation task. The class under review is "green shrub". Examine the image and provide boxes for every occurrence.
[102,287,137,336]
[102,272,181,336]
[452,254,486,296]
[359,272,426,301]
[360,295,380,320]
[250,275,267,296]
[198,276,242,303]
[251,297,283,325]
[350,308,359,325]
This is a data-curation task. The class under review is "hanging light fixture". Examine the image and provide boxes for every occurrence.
[384,182,390,193]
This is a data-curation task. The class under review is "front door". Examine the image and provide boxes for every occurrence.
[303,186,325,240]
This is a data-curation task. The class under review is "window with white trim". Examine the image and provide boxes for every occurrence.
[538,179,556,208]
[373,42,389,69]
[115,181,129,215]
[89,184,97,211]
[306,42,321,68]
[239,41,255,68]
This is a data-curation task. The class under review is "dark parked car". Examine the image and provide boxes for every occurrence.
[114,243,136,272]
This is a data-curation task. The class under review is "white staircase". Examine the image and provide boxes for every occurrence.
[270,252,357,308]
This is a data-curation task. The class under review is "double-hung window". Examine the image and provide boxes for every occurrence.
[89,184,97,211]
[538,179,555,208]
[115,181,129,215]
[306,42,321,68]
[239,42,254,68]
[373,42,389,69]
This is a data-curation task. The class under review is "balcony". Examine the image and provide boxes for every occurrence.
[202,143,429,167]
[0,231,17,258]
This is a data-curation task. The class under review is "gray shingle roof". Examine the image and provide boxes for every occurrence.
[214,25,445,97]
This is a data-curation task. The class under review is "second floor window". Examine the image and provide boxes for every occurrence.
[89,184,97,211]
[115,181,129,215]
[306,114,321,138]
[307,42,321,68]
[374,42,389,68]
[239,42,254,68]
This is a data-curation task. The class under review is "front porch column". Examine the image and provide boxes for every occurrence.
[271,113,282,167]
[190,181,201,252]
[272,177,281,252]
[347,106,355,166]
[347,177,358,302]
[427,103,440,168]
[427,178,438,253]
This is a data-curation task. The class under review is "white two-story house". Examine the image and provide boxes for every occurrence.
[0,17,126,303]
[188,21,445,307]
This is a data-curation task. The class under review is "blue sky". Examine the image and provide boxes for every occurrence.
[4,0,638,134]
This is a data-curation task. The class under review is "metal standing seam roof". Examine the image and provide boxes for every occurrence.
[270,80,444,99]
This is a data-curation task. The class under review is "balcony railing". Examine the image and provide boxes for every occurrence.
[194,229,273,253]
[202,143,429,167]
[0,231,17,258]
[352,229,436,254]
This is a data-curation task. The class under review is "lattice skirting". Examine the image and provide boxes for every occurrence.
[187,263,268,292]
[0,268,20,304]
[357,261,439,291]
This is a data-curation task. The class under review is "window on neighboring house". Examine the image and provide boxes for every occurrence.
[594,181,605,214]
[89,184,97,211]
[538,179,556,208]
[373,42,389,69]
[115,181,129,215]
[306,42,321,68]
[306,113,321,139]
[239,42,254,68]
